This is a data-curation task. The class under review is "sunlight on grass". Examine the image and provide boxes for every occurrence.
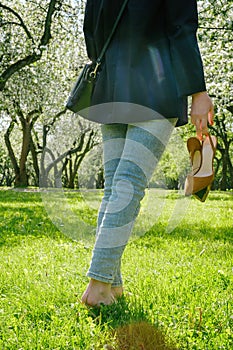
[0,189,232,349]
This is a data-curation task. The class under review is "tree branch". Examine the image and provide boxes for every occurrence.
[27,107,43,125]
[0,0,60,91]
[0,53,42,91]
[0,3,34,41]
[226,106,233,114]
[48,108,67,127]
[40,0,59,47]
[45,143,84,175]
[12,100,25,127]
[1,21,24,28]
[30,134,40,185]
[198,25,233,31]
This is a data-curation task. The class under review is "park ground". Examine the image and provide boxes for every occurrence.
[0,189,232,349]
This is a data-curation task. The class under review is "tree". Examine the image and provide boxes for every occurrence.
[40,116,100,188]
[0,139,14,186]
[0,0,95,187]
[0,0,65,186]
[0,0,62,91]
[197,0,233,189]
[4,104,42,186]
[1,0,232,190]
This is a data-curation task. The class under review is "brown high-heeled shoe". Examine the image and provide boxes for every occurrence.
[185,134,217,202]
[187,137,202,174]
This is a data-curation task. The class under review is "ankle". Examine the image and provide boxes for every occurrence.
[89,278,111,292]
[111,286,123,298]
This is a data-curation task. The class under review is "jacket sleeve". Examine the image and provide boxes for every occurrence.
[83,0,97,61]
[165,0,206,97]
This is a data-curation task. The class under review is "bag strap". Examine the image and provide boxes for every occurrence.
[91,0,129,75]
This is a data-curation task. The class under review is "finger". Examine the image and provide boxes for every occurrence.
[200,117,208,136]
[191,114,196,126]
[191,114,200,126]
[193,118,202,139]
[208,105,215,125]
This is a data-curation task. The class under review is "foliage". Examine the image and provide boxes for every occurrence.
[197,0,233,189]
[78,142,104,189]
[151,129,191,190]
[158,0,233,190]
[0,0,232,189]
[41,115,101,188]
[0,0,98,188]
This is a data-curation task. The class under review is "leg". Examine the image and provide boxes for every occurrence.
[96,123,127,229]
[98,123,127,291]
[82,123,127,306]
[82,118,177,306]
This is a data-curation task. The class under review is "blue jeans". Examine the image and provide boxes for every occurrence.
[87,118,177,286]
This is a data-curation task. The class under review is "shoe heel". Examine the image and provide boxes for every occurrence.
[193,185,211,202]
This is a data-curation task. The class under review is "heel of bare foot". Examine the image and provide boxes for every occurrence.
[111,286,123,299]
[81,279,115,307]
[111,287,133,299]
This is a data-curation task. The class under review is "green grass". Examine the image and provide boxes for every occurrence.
[0,189,232,349]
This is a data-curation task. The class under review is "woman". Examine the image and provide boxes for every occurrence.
[81,0,214,307]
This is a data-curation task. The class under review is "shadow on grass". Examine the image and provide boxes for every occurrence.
[0,190,96,247]
[1,189,232,247]
[83,297,178,350]
[0,202,63,247]
[127,224,233,258]
[0,188,44,202]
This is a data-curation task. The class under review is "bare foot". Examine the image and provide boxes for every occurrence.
[111,286,123,299]
[81,279,116,307]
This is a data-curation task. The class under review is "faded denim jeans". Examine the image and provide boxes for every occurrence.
[87,118,177,286]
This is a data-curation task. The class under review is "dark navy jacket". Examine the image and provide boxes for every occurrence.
[83,0,206,126]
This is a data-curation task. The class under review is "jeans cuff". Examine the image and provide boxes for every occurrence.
[111,280,123,287]
[86,271,114,284]
[87,245,125,284]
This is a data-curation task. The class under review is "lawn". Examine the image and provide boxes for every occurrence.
[0,189,232,349]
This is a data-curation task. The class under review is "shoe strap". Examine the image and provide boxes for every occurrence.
[205,133,217,155]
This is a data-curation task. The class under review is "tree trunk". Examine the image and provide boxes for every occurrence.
[30,136,40,186]
[219,150,228,191]
[16,121,31,187]
[4,120,20,185]
[226,149,233,189]
[211,114,233,190]
[96,168,104,189]
[64,129,97,189]
[230,165,233,189]
[68,158,75,189]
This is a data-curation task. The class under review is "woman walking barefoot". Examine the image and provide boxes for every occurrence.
[80,0,214,307]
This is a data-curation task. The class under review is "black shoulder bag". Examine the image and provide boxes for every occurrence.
[66,0,128,113]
